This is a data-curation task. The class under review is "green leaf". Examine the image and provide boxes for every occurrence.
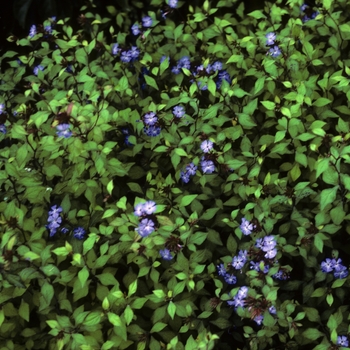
[150,322,167,333]
[313,98,332,107]
[144,75,159,90]
[167,301,176,320]
[302,328,324,340]
[78,266,89,288]
[227,234,237,254]
[179,194,198,207]
[19,300,29,322]
[248,10,266,19]
[123,305,134,325]
[314,233,324,253]
[311,287,326,297]
[128,279,137,297]
[320,186,338,211]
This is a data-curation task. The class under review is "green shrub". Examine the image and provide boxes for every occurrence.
[0,0,350,349]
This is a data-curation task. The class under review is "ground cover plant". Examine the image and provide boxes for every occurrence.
[0,0,350,349]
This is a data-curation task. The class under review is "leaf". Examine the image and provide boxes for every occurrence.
[19,300,29,321]
[314,233,324,253]
[313,98,332,107]
[302,328,324,340]
[248,10,266,19]
[167,301,176,320]
[150,322,167,333]
[128,279,137,297]
[179,194,198,207]
[320,186,338,211]
[144,75,159,90]
[227,234,237,254]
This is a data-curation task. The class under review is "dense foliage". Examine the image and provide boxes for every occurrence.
[1,0,350,349]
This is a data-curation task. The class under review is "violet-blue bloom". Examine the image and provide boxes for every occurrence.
[0,125,6,134]
[143,112,158,126]
[201,159,215,174]
[112,43,119,55]
[200,140,214,153]
[173,105,185,118]
[142,16,152,28]
[144,125,161,137]
[0,104,4,114]
[180,170,190,183]
[337,336,349,347]
[120,51,132,63]
[49,205,63,218]
[254,315,264,325]
[321,258,334,273]
[168,0,178,8]
[211,61,223,71]
[33,65,44,76]
[269,305,277,314]
[73,227,86,240]
[160,248,173,260]
[240,218,255,235]
[265,32,276,45]
[134,203,145,217]
[143,201,156,215]
[224,273,237,285]
[29,25,37,37]
[131,24,141,35]
[269,46,281,58]
[186,163,197,176]
[137,218,155,237]
[217,263,226,276]
[56,123,72,138]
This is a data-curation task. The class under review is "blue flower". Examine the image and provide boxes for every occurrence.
[334,268,348,279]
[300,4,308,12]
[168,0,178,8]
[173,105,185,118]
[200,140,214,153]
[143,112,158,126]
[44,25,52,33]
[33,65,44,76]
[217,263,226,276]
[143,201,156,215]
[224,273,237,285]
[74,227,86,240]
[0,104,4,114]
[0,124,6,134]
[56,123,72,138]
[136,218,155,237]
[160,248,173,260]
[201,159,215,174]
[269,306,277,314]
[240,218,255,235]
[180,170,190,183]
[265,32,276,46]
[60,227,69,234]
[264,248,277,259]
[134,203,145,216]
[121,127,130,135]
[131,23,141,35]
[120,51,132,63]
[112,43,119,55]
[144,125,161,137]
[49,205,63,218]
[232,250,248,269]
[237,286,248,298]
[269,46,281,58]
[321,258,334,273]
[124,135,133,146]
[337,336,349,347]
[211,61,223,71]
[129,46,140,60]
[185,163,197,176]
[142,16,153,28]
[29,25,37,38]
[254,315,264,325]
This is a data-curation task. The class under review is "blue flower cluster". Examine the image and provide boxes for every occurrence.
[46,205,63,237]
[337,335,349,347]
[300,4,319,23]
[199,139,215,174]
[142,111,161,137]
[180,163,197,183]
[46,205,85,239]
[265,32,281,58]
[0,103,5,134]
[240,218,255,235]
[111,44,140,63]
[255,235,277,259]
[134,201,157,237]
[217,250,248,285]
[227,286,248,308]
[321,257,349,279]
[131,15,153,36]
[56,123,72,138]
